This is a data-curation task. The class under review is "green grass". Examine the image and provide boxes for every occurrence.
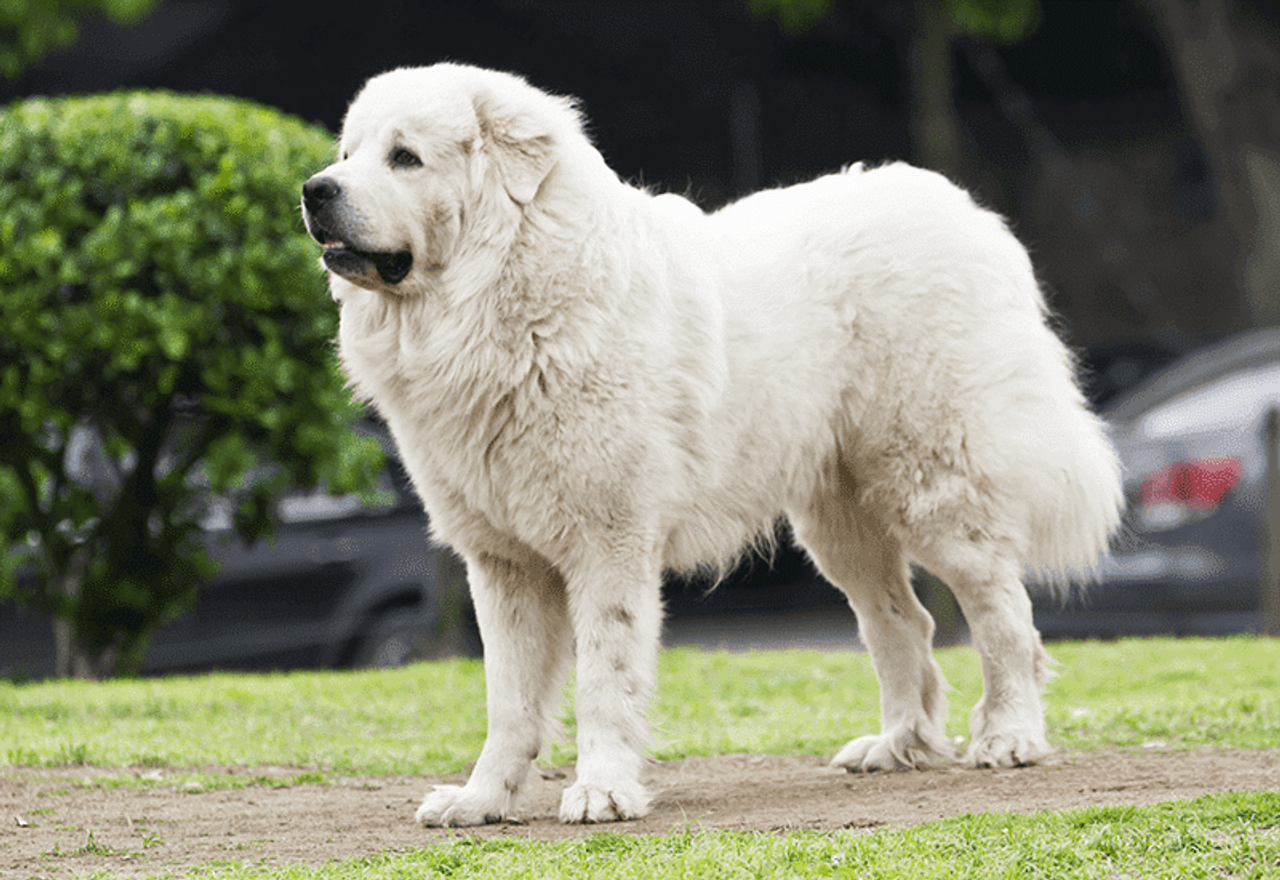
[2,637,1277,774]
[0,656,489,774]
[3,637,1279,879]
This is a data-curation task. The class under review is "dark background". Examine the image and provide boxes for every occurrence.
[7,0,1276,351]
[5,1,1280,669]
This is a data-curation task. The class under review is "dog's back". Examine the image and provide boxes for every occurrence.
[644,162,1121,584]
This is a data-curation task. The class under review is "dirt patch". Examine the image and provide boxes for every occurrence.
[4,748,1279,877]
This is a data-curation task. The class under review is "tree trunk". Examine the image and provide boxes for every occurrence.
[51,549,84,678]
[1144,0,1280,328]
[52,617,74,679]
[911,0,963,179]
[49,547,115,679]
[729,81,763,197]
[909,0,966,644]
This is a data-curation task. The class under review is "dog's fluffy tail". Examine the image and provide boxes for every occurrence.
[1021,400,1125,593]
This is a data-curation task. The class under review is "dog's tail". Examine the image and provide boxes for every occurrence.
[1020,400,1125,594]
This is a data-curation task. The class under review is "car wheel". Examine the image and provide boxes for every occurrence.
[353,609,432,668]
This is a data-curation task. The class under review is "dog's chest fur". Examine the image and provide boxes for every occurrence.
[335,280,649,558]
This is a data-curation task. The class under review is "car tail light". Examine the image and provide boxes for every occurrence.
[1135,457,1242,531]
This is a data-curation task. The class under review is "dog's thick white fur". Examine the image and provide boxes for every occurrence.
[302,63,1123,826]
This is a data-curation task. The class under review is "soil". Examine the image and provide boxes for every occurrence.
[4,747,1279,877]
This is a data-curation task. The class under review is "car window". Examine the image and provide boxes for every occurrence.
[1138,361,1280,441]
[278,470,400,524]
[199,467,403,531]
[277,490,368,524]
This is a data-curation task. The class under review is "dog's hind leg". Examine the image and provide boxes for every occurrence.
[416,550,572,827]
[915,541,1053,768]
[790,469,955,772]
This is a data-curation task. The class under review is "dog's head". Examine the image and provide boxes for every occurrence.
[302,64,579,295]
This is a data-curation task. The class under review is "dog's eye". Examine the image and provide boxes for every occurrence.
[390,146,423,169]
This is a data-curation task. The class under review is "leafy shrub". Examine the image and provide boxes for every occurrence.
[0,91,382,677]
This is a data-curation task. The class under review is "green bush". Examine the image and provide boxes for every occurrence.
[0,91,383,677]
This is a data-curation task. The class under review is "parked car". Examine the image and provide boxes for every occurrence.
[1078,335,1200,409]
[1032,328,1280,637]
[0,434,478,681]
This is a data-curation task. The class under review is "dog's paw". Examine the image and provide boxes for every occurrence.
[967,731,1050,768]
[831,727,954,773]
[558,779,651,823]
[415,785,510,827]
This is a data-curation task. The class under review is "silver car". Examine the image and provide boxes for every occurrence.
[1033,328,1280,637]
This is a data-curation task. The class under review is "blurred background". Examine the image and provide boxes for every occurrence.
[8,0,1279,342]
[2,0,1278,677]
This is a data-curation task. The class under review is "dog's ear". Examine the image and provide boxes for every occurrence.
[472,90,562,205]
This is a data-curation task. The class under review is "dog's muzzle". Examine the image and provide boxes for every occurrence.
[302,176,414,285]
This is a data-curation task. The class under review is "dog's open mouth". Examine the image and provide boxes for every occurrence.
[322,242,414,285]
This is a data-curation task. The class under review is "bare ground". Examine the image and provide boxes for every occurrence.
[4,747,1279,878]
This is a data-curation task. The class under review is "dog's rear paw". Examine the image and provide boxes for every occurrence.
[831,726,954,773]
[967,732,1050,768]
[558,780,651,823]
[415,784,511,827]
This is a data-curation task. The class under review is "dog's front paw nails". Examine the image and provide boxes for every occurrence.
[967,731,1050,768]
[558,780,651,824]
[831,726,954,773]
[831,734,910,772]
[415,784,510,827]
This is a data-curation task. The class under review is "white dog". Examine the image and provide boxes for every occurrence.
[302,63,1123,826]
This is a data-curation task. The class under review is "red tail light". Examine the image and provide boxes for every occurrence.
[1135,457,1242,530]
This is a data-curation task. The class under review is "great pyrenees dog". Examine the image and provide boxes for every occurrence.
[302,63,1123,826]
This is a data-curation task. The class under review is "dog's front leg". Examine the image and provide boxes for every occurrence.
[558,543,664,823]
[416,551,571,826]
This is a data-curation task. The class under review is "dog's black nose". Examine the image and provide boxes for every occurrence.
[303,176,340,212]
